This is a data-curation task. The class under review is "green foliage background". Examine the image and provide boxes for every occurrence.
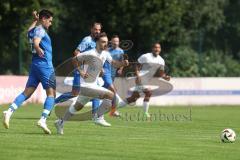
[0,0,239,76]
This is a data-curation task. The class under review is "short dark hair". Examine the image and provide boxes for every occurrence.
[95,32,108,41]
[111,35,119,39]
[152,42,161,48]
[39,9,53,19]
[91,22,102,29]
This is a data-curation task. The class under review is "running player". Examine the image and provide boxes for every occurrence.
[54,22,102,115]
[102,35,124,117]
[55,32,129,134]
[119,42,170,118]
[3,10,55,134]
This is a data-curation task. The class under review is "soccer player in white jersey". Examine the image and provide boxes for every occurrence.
[120,42,170,117]
[54,32,128,134]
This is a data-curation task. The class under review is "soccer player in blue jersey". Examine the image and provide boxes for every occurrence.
[54,22,102,116]
[102,35,124,117]
[2,10,55,134]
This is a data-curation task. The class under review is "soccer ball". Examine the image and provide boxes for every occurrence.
[220,128,236,143]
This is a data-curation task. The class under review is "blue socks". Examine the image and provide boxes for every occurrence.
[9,92,28,112]
[92,99,100,114]
[55,92,76,104]
[42,96,55,118]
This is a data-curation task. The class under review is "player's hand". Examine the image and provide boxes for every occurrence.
[123,60,129,67]
[117,69,123,76]
[37,48,44,58]
[32,11,39,21]
[99,69,104,77]
[135,76,141,84]
[80,70,89,79]
[163,75,171,81]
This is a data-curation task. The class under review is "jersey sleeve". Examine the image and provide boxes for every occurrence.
[119,49,124,61]
[34,27,45,39]
[137,54,147,64]
[159,59,165,70]
[106,52,113,63]
[77,40,87,52]
[77,37,92,52]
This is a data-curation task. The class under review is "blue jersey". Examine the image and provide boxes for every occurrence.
[72,35,96,89]
[28,25,53,68]
[103,47,124,78]
[77,35,96,52]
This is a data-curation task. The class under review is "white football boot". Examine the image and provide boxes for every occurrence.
[94,116,111,127]
[3,111,11,129]
[54,119,64,135]
[37,119,51,134]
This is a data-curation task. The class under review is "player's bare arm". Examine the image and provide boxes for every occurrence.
[28,11,39,32]
[135,63,142,84]
[159,70,170,81]
[111,59,129,68]
[117,67,124,76]
[72,54,88,78]
[33,37,44,58]
[72,49,80,68]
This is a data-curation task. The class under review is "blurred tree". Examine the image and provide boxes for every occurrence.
[0,0,62,74]
[214,0,240,59]
[165,46,199,77]
[0,0,239,77]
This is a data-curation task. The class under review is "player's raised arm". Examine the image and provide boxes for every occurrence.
[28,11,39,32]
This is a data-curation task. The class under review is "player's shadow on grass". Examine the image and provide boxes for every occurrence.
[14,117,40,120]
[0,130,44,135]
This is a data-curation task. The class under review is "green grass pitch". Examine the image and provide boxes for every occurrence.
[0,104,240,160]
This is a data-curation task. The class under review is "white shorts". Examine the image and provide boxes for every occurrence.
[77,83,113,105]
[133,84,150,93]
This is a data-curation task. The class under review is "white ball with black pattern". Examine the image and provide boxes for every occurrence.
[220,128,236,143]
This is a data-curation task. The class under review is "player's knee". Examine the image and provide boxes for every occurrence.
[46,88,56,97]
[144,91,152,97]
[74,101,84,111]
[144,91,152,101]
[127,92,140,103]
[102,91,114,100]
[108,85,116,93]
[71,90,79,96]
[133,91,140,99]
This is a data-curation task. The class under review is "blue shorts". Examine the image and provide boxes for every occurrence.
[72,69,80,91]
[102,73,113,89]
[26,64,56,89]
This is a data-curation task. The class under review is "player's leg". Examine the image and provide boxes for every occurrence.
[3,66,39,129]
[3,87,36,129]
[102,74,121,117]
[94,87,114,127]
[127,91,140,104]
[55,96,89,135]
[91,98,100,117]
[77,85,114,126]
[37,68,56,134]
[108,85,121,117]
[143,89,152,118]
[55,69,79,104]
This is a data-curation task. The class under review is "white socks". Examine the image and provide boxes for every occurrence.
[143,101,149,113]
[97,99,112,117]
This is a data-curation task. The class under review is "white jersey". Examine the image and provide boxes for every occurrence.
[137,53,165,85]
[138,52,165,70]
[76,49,112,85]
